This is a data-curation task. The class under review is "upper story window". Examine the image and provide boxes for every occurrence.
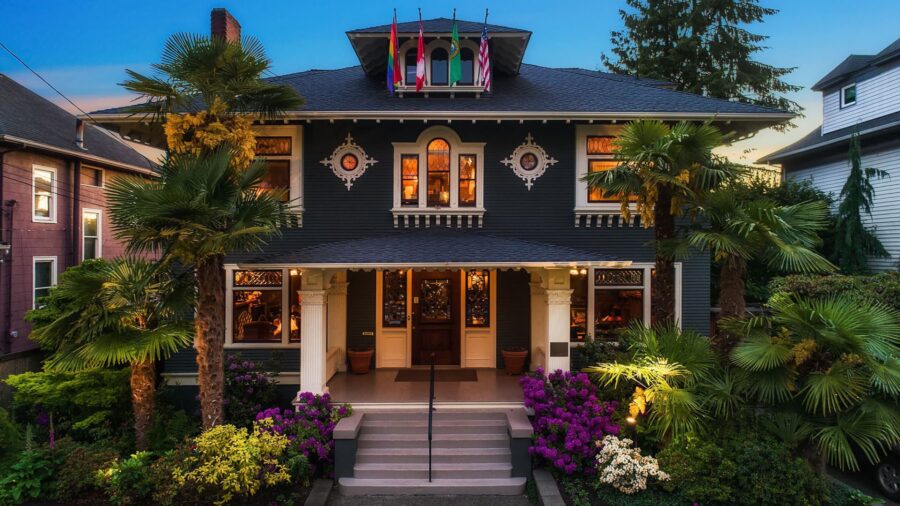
[431,48,449,85]
[841,84,857,108]
[82,209,101,260]
[252,126,303,214]
[459,48,475,85]
[574,125,637,225]
[399,40,483,90]
[405,48,418,84]
[33,256,57,309]
[586,136,617,203]
[80,166,103,187]
[392,126,486,224]
[32,166,57,223]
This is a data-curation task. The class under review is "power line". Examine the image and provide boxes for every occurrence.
[1,160,137,210]
[0,40,100,125]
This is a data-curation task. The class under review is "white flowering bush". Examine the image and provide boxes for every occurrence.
[595,435,669,494]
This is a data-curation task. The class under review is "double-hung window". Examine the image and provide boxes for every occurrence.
[574,125,637,226]
[33,256,57,308]
[82,210,101,260]
[32,166,56,223]
[252,125,303,216]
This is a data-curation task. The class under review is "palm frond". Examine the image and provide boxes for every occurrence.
[800,364,866,415]
[731,334,793,372]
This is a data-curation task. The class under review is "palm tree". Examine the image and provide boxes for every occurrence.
[585,323,744,439]
[26,259,192,449]
[121,33,302,119]
[724,295,900,471]
[106,148,296,429]
[584,120,741,323]
[688,189,834,327]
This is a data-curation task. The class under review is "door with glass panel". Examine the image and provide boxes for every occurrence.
[411,270,460,365]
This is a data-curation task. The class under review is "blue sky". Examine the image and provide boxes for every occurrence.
[2,0,899,162]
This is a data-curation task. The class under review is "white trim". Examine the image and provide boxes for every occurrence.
[840,83,857,108]
[225,266,302,349]
[501,133,558,190]
[230,260,634,270]
[81,208,102,260]
[574,124,638,215]
[31,165,57,223]
[391,126,486,224]
[32,256,57,309]
[253,125,304,214]
[375,269,412,368]
[319,133,377,190]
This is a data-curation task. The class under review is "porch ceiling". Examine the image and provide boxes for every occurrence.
[235,231,622,269]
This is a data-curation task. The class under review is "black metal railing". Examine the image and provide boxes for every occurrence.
[428,353,436,482]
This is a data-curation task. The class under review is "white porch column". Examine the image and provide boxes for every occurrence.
[544,268,572,373]
[300,269,328,393]
[529,278,548,371]
[327,271,349,373]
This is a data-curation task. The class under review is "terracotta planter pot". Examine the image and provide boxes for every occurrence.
[348,349,374,374]
[501,348,529,375]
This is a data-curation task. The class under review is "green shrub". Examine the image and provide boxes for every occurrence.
[0,407,22,465]
[99,451,158,505]
[147,405,196,452]
[656,430,827,506]
[55,443,119,503]
[770,272,900,311]
[0,447,64,504]
[4,368,132,443]
[825,481,876,506]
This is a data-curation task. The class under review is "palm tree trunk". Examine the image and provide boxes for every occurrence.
[195,254,226,429]
[718,255,746,320]
[130,359,156,450]
[653,187,677,324]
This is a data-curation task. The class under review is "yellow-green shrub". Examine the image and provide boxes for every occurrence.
[173,423,290,505]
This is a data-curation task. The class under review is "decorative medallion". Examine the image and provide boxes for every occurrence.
[501,133,558,190]
[320,133,377,190]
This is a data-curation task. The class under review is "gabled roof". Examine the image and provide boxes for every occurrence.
[757,110,900,164]
[812,38,900,91]
[347,17,527,35]
[92,64,790,124]
[0,74,152,172]
[239,230,619,267]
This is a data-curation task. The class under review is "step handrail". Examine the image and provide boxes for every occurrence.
[428,352,436,482]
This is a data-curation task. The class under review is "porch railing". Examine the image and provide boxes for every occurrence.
[428,352,436,482]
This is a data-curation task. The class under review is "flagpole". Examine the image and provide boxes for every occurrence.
[483,8,488,25]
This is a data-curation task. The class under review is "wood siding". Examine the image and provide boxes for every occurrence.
[823,62,900,134]
[787,144,900,271]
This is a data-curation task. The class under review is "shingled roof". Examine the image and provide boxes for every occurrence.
[347,17,526,35]
[812,38,900,91]
[0,74,152,172]
[92,64,788,121]
[239,230,619,267]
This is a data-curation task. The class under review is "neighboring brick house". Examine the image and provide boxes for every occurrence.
[0,73,154,363]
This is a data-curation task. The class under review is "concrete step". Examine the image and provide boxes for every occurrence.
[362,411,507,422]
[357,432,509,449]
[338,477,527,496]
[360,419,508,435]
[354,462,513,479]
[355,447,512,464]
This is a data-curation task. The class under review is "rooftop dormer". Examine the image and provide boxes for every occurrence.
[346,17,531,95]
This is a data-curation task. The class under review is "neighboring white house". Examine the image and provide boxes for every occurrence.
[760,38,900,272]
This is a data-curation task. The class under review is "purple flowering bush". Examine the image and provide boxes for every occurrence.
[521,368,619,475]
[225,354,277,426]
[255,392,351,476]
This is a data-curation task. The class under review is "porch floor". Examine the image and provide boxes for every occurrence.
[327,368,524,405]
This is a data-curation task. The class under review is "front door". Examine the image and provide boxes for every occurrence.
[411,270,460,365]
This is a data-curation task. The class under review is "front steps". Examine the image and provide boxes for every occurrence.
[337,410,528,496]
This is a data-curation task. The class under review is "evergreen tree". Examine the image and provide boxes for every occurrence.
[603,0,801,130]
[832,132,888,273]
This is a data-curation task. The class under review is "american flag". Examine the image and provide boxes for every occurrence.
[478,25,491,92]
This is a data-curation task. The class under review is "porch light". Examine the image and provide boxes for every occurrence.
[569,268,579,275]
[290,269,299,276]
[579,268,587,275]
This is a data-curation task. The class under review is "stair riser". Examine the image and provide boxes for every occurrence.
[358,438,508,449]
[362,413,507,422]
[361,425,507,435]
[353,468,512,480]
[356,453,511,464]
[338,479,527,496]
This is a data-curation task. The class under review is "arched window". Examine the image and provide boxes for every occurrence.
[427,138,450,206]
[430,48,448,85]
[460,48,475,85]
[404,48,417,85]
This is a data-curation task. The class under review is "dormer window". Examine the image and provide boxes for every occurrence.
[460,48,475,85]
[392,126,486,227]
[841,84,857,108]
[397,39,483,91]
[430,48,449,85]
[405,48,417,83]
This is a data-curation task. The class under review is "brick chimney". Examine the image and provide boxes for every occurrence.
[211,8,241,42]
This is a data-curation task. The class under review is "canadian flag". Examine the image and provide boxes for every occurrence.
[415,18,425,91]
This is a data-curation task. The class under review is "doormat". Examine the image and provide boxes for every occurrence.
[394,369,478,382]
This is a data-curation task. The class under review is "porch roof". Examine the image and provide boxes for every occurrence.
[235,231,622,268]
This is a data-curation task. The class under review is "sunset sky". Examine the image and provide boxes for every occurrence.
[2,0,899,164]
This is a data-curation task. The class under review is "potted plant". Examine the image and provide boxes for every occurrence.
[347,348,374,374]
[501,347,528,375]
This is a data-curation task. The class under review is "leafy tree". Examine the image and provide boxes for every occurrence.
[25,259,192,449]
[586,323,743,439]
[584,120,741,322]
[122,33,303,167]
[106,149,296,429]
[603,0,801,129]
[724,295,900,471]
[688,189,834,338]
[832,132,889,274]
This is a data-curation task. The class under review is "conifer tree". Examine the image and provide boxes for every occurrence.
[832,132,888,273]
[603,0,801,130]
